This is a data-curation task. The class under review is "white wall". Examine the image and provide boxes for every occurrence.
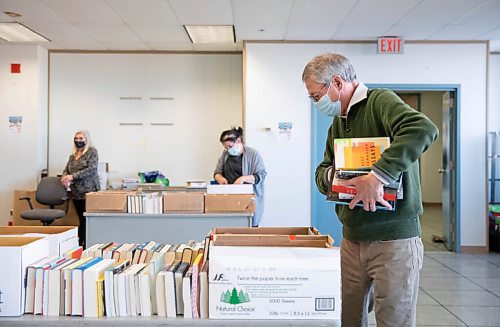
[0,45,48,226]
[245,42,488,248]
[420,92,444,204]
[49,53,242,186]
[489,53,500,132]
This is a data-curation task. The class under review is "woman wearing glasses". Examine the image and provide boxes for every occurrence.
[60,130,100,247]
[214,127,267,227]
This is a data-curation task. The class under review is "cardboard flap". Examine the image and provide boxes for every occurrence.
[211,226,320,236]
[211,234,333,248]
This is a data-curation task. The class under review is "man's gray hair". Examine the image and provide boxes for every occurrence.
[302,53,357,84]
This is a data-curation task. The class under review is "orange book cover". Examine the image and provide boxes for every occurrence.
[334,137,390,169]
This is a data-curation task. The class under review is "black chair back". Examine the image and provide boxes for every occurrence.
[35,177,67,208]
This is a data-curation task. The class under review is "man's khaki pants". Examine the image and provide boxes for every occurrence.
[341,236,424,327]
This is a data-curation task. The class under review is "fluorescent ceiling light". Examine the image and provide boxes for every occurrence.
[0,23,50,42]
[184,25,235,43]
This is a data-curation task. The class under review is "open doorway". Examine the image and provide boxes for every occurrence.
[397,90,455,251]
[311,84,460,252]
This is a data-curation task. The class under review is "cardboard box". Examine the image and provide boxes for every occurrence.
[13,190,79,226]
[207,184,253,194]
[0,237,49,316]
[85,191,129,212]
[212,227,321,236]
[204,194,255,213]
[210,227,333,248]
[163,192,204,213]
[0,226,78,256]
[209,245,340,320]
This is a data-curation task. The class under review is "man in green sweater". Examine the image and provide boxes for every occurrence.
[303,53,438,326]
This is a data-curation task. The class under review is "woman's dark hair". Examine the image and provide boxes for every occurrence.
[220,126,243,143]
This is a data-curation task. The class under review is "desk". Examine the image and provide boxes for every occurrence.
[85,212,252,246]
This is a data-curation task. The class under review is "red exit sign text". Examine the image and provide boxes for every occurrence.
[377,37,404,54]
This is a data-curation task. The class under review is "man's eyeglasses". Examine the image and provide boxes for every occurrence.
[308,83,328,102]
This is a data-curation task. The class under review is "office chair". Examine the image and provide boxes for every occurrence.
[20,176,69,226]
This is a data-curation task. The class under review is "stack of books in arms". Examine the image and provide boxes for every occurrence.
[328,137,402,211]
[24,238,211,319]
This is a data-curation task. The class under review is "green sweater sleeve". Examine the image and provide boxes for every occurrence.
[370,89,439,183]
[315,124,335,195]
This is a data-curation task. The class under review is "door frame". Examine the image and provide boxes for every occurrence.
[367,84,461,252]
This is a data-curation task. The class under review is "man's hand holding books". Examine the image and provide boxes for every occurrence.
[343,173,393,212]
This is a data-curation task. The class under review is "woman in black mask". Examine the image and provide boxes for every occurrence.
[61,130,100,247]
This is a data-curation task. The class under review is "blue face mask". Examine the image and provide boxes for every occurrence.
[228,144,241,156]
[313,83,342,117]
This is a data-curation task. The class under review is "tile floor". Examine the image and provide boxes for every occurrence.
[368,251,500,326]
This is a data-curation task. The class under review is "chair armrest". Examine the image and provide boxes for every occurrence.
[19,196,34,210]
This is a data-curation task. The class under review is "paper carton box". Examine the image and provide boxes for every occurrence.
[211,227,321,236]
[207,184,253,194]
[209,245,340,320]
[0,237,49,316]
[163,192,204,213]
[85,191,129,212]
[204,194,255,213]
[0,226,78,256]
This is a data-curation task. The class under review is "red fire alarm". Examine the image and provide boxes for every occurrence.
[11,63,21,73]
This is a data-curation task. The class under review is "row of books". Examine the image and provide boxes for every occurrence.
[25,240,210,318]
[127,192,163,214]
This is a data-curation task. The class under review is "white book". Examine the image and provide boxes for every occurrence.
[165,262,180,318]
[41,269,49,315]
[62,257,92,315]
[125,264,147,316]
[116,269,128,317]
[25,256,58,314]
[148,252,165,314]
[71,257,103,316]
[138,270,152,316]
[83,259,116,317]
[47,259,76,316]
[155,271,167,317]
[104,260,130,317]
[34,257,65,315]
[182,268,193,318]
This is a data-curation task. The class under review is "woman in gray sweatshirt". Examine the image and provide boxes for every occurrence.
[213,127,267,226]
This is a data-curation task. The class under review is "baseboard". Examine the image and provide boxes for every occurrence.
[460,246,488,254]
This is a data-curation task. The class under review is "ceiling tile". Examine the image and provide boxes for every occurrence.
[0,0,68,23]
[454,0,500,30]
[232,0,293,25]
[76,24,142,42]
[169,0,233,25]
[235,25,286,41]
[429,24,494,40]
[130,24,190,43]
[288,0,357,26]
[343,0,421,25]
[478,26,500,40]
[27,23,97,44]
[385,24,446,40]
[44,0,123,24]
[105,0,178,25]
[286,25,340,40]
[334,24,394,40]
[400,0,488,26]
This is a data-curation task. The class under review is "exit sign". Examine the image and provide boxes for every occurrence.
[377,36,404,54]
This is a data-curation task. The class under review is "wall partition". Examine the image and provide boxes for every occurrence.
[49,52,242,186]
